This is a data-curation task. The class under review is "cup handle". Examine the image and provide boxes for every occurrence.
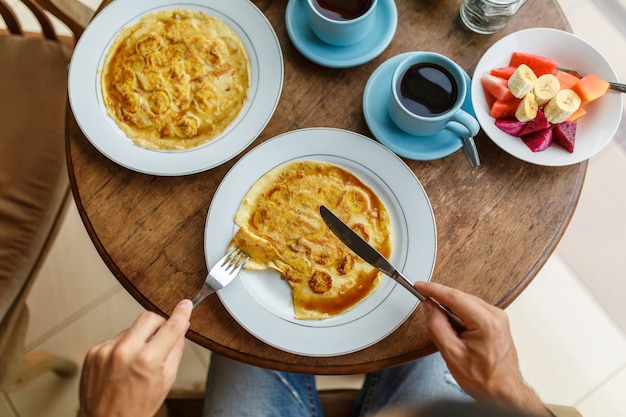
[445,110,480,138]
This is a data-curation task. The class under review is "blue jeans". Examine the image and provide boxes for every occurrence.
[202,352,470,417]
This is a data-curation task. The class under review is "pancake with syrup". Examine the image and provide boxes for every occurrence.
[229,160,392,320]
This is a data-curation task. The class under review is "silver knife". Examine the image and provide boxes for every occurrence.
[320,205,465,333]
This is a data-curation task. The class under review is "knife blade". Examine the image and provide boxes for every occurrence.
[320,205,465,333]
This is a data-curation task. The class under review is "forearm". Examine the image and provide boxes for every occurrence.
[415,282,553,417]
[486,381,553,417]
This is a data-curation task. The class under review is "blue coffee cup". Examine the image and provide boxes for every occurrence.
[388,52,479,138]
[306,0,378,46]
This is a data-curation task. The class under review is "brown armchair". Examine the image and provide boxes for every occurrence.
[0,0,93,392]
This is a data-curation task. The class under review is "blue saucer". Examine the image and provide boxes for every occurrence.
[363,53,477,161]
[285,0,397,68]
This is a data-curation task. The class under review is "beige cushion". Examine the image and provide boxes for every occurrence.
[0,36,71,323]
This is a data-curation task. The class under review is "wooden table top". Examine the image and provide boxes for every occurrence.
[66,0,583,374]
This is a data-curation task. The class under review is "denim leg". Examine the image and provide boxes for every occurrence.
[351,352,472,417]
[202,354,322,417]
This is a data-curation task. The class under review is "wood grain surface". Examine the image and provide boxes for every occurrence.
[66,0,584,374]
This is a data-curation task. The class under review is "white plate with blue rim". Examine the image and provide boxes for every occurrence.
[285,0,397,68]
[68,0,283,176]
[204,128,436,356]
[363,53,475,161]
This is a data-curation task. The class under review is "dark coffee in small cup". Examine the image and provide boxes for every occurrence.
[397,63,458,117]
[313,0,373,21]
[389,52,479,138]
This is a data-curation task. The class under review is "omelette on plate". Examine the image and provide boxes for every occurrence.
[101,9,250,150]
[229,160,392,320]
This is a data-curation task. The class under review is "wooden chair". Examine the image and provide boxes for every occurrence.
[156,389,359,417]
[156,388,583,417]
[0,0,93,392]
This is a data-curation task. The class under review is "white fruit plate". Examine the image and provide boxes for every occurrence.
[471,28,622,166]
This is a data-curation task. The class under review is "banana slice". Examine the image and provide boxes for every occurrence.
[544,89,581,124]
[515,91,538,122]
[508,64,537,98]
[533,74,560,106]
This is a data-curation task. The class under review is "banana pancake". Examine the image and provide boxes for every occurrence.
[229,160,391,320]
[101,9,250,150]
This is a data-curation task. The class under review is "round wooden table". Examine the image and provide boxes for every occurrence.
[66,0,583,374]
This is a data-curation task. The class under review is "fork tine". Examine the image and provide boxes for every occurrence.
[224,247,249,273]
[220,246,239,263]
[191,247,250,309]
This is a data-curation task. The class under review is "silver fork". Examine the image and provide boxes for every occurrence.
[191,247,250,308]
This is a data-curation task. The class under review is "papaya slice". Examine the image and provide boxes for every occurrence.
[555,70,580,90]
[571,74,610,106]
[566,107,586,122]
[509,52,558,77]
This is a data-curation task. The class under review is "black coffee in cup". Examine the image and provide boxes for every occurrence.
[313,0,373,21]
[397,63,458,117]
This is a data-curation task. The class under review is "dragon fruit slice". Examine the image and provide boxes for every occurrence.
[521,128,553,152]
[495,117,526,137]
[520,109,551,136]
[552,121,577,153]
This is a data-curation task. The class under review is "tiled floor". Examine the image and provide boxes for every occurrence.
[2,0,626,416]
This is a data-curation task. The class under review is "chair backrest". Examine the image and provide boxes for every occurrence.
[0,0,93,43]
[0,0,91,340]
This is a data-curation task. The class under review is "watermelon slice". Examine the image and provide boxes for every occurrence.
[495,118,526,137]
[490,66,517,79]
[519,109,550,136]
[521,128,553,152]
[481,74,515,101]
[553,121,577,153]
[509,52,558,76]
[489,98,521,119]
